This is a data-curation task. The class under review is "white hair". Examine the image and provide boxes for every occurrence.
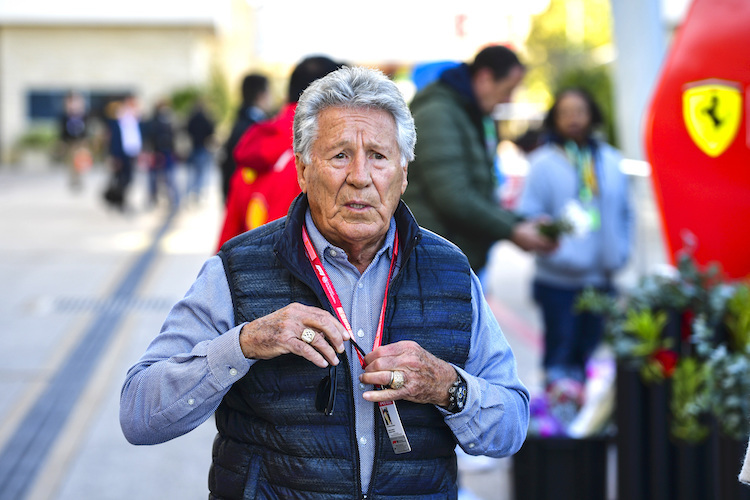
[293,66,416,166]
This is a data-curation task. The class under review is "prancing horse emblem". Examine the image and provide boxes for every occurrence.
[682,80,742,158]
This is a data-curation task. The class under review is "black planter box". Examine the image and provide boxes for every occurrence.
[615,364,750,500]
[715,436,750,500]
[511,436,608,500]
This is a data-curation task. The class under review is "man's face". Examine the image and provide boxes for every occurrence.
[554,92,592,143]
[475,65,525,115]
[296,106,407,252]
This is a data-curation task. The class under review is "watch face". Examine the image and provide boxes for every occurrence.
[457,386,467,408]
[448,376,467,412]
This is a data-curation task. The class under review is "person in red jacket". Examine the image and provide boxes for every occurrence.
[216,56,342,250]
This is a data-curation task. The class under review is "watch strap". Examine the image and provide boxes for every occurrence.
[446,373,467,413]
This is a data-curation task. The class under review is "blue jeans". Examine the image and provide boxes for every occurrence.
[533,280,611,384]
[148,152,179,207]
[187,146,212,199]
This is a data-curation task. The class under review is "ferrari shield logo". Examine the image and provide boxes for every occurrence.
[682,81,742,157]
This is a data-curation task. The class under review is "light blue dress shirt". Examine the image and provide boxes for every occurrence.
[120,214,529,494]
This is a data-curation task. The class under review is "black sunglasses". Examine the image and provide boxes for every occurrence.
[316,338,367,415]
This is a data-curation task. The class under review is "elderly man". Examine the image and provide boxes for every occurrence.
[120,66,529,499]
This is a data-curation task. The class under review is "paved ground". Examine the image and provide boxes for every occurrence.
[0,162,666,499]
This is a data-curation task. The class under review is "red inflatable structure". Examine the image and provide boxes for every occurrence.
[644,0,750,279]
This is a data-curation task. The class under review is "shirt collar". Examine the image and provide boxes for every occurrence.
[303,210,396,270]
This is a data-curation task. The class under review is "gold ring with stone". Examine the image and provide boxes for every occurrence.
[301,328,316,344]
[389,370,405,390]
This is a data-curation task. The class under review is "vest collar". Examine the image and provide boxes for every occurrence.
[276,194,422,272]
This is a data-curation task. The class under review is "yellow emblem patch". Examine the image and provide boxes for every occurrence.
[246,193,268,230]
[682,81,742,158]
[241,168,258,185]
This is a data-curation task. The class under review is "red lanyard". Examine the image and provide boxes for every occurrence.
[301,224,399,369]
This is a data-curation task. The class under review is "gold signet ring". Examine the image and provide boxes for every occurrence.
[390,370,405,390]
[301,328,316,344]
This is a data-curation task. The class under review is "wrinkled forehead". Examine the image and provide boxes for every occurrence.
[313,107,398,145]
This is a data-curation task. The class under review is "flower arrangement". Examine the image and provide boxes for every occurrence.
[693,284,750,440]
[576,253,750,443]
[527,358,616,439]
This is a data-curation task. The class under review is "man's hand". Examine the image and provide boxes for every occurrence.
[511,219,558,253]
[239,303,350,368]
[359,340,456,407]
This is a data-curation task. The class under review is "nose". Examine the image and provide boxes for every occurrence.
[346,151,372,188]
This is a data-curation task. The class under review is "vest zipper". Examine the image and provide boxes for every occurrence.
[366,402,379,500]
[342,351,364,498]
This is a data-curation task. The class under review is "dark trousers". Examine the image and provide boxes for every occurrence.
[533,280,610,383]
[105,155,135,210]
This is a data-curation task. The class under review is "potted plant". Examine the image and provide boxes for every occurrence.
[577,254,750,500]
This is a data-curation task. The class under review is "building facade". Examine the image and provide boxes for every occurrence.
[0,0,258,164]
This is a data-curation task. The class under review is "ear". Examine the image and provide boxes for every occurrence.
[400,163,408,194]
[474,67,494,88]
[295,154,308,193]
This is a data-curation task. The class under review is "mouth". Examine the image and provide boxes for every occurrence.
[346,202,369,210]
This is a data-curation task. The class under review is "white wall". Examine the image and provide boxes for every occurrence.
[0,25,215,162]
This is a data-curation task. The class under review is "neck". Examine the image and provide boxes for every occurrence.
[348,245,382,274]
[305,213,391,275]
[329,236,385,274]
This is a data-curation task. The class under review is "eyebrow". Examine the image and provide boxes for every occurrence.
[325,138,395,155]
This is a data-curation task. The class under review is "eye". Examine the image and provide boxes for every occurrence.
[371,152,386,160]
[332,152,347,160]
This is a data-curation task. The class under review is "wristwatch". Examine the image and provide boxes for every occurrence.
[446,373,467,413]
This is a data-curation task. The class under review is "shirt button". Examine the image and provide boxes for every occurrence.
[187,398,195,406]
[357,329,365,338]
[329,249,337,257]
[359,437,367,445]
[359,383,366,390]
[229,368,238,376]
[358,282,364,289]
[468,443,476,449]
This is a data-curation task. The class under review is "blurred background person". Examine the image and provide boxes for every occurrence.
[143,99,179,210]
[218,73,271,203]
[104,94,142,212]
[185,98,216,206]
[402,45,557,276]
[216,55,342,250]
[58,91,91,191]
[517,87,633,405]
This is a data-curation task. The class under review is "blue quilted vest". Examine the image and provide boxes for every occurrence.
[212,195,472,500]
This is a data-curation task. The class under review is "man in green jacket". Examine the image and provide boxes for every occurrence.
[403,45,556,271]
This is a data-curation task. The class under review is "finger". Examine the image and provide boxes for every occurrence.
[359,369,396,387]
[362,387,401,403]
[362,341,407,369]
[300,328,340,366]
[289,336,334,368]
[301,307,351,352]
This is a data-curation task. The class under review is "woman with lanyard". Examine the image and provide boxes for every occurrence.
[517,88,633,415]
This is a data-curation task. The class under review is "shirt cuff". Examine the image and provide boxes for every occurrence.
[207,323,253,389]
[439,366,482,447]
